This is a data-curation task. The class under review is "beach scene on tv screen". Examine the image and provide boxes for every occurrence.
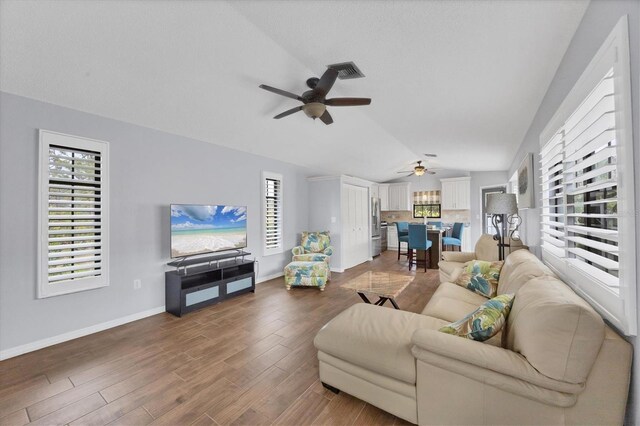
[171,204,247,257]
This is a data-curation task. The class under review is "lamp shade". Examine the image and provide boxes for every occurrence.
[486,193,518,215]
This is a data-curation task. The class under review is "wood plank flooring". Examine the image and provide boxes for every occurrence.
[0,251,439,426]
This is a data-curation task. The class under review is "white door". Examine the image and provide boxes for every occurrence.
[342,184,370,269]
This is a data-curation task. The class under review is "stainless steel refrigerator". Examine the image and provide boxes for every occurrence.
[371,197,382,257]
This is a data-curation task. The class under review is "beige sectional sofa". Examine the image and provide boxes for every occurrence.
[314,249,632,425]
[439,234,527,283]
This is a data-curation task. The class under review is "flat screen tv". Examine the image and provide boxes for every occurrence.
[170,204,247,258]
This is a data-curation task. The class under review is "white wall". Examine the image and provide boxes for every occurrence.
[504,1,639,422]
[0,92,313,356]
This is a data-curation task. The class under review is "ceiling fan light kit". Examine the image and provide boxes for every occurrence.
[303,102,326,119]
[259,65,371,125]
[397,160,436,177]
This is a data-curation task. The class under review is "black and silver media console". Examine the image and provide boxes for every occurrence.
[165,251,255,317]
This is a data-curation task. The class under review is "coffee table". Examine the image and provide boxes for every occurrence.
[341,271,413,309]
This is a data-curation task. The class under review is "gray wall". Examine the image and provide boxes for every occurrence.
[469,171,509,245]
[504,1,640,422]
[0,92,312,353]
[307,178,344,271]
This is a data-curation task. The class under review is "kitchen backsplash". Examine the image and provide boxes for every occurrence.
[382,209,471,225]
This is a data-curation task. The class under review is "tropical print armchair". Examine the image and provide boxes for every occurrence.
[291,231,333,265]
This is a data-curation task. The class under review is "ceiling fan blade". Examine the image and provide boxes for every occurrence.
[424,153,438,158]
[325,98,372,106]
[259,84,304,102]
[314,68,339,97]
[397,170,413,173]
[407,172,415,177]
[273,106,303,119]
[319,110,333,125]
[426,171,437,174]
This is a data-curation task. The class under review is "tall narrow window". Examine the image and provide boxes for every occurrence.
[39,130,109,298]
[539,17,635,335]
[263,171,283,255]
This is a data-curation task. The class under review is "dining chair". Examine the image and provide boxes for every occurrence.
[395,222,409,261]
[408,224,433,272]
[442,222,464,251]
[427,221,442,229]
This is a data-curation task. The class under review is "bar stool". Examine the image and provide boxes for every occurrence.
[443,222,464,251]
[408,224,433,272]
[396,222,409,261]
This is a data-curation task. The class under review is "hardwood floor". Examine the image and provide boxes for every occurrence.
[0,251,440,426]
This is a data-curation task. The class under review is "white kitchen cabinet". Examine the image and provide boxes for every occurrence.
[379,184,389,210]
[440,177,470,210]
[462,226,472,251]
[387,224,398,250]
[370,184,379,199]
[387,183,411,211]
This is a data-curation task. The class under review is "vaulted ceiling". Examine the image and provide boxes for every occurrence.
[0,0,589,181]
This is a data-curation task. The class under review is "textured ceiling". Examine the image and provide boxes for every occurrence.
[0,0,588,181]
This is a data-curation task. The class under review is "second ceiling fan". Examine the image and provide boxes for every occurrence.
[259,67,371,125]
[398,160,437,177]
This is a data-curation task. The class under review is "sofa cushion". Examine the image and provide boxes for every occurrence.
[498,250,552,295]
[505,276,605,384]
[314,303,448,384]
[438,260,464,282]
[427,282,488,307]
[455,260,504,298]
[421,295,480,323]
[439,294,514,342]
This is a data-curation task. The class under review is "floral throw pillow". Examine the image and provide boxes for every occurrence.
[455,260,504,298]
[439,294,515,342]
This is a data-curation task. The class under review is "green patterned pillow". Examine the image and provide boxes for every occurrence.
[455,260,504,298]
[439,294,515,342]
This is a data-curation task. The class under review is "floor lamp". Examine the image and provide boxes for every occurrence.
[486,193,519,261]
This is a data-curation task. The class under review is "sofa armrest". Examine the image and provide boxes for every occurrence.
[291,245,305,256]
[441,251,476,263]
[411,329,583,396]
[323,245,334,256]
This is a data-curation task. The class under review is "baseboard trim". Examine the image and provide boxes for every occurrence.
[0,306,166,361]
[257,272,284,283]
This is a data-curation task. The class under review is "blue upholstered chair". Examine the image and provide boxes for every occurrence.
[408,224,433,272]
[395,222,409,261]
[442,222,464,251]
[427,221,442,229]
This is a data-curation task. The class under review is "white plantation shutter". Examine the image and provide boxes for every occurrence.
[39,130,109,298]
[263,172,283,255]
[563,69,620,290]
[540,129,565,258]
[538,17,636,335]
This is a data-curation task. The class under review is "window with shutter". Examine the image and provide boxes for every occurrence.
[38,130,109,298]
[538,17,635,335]
[263,172,283,255]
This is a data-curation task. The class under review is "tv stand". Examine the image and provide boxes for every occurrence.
[165,251,255,317]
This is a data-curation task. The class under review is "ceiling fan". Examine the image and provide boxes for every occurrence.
[397,160,437,177]
[258,67,371,125]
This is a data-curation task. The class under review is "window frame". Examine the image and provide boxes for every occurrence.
[412,203,441,219]
[262,171,283,256]
[538,16,636,335]
[38,130,110,298]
